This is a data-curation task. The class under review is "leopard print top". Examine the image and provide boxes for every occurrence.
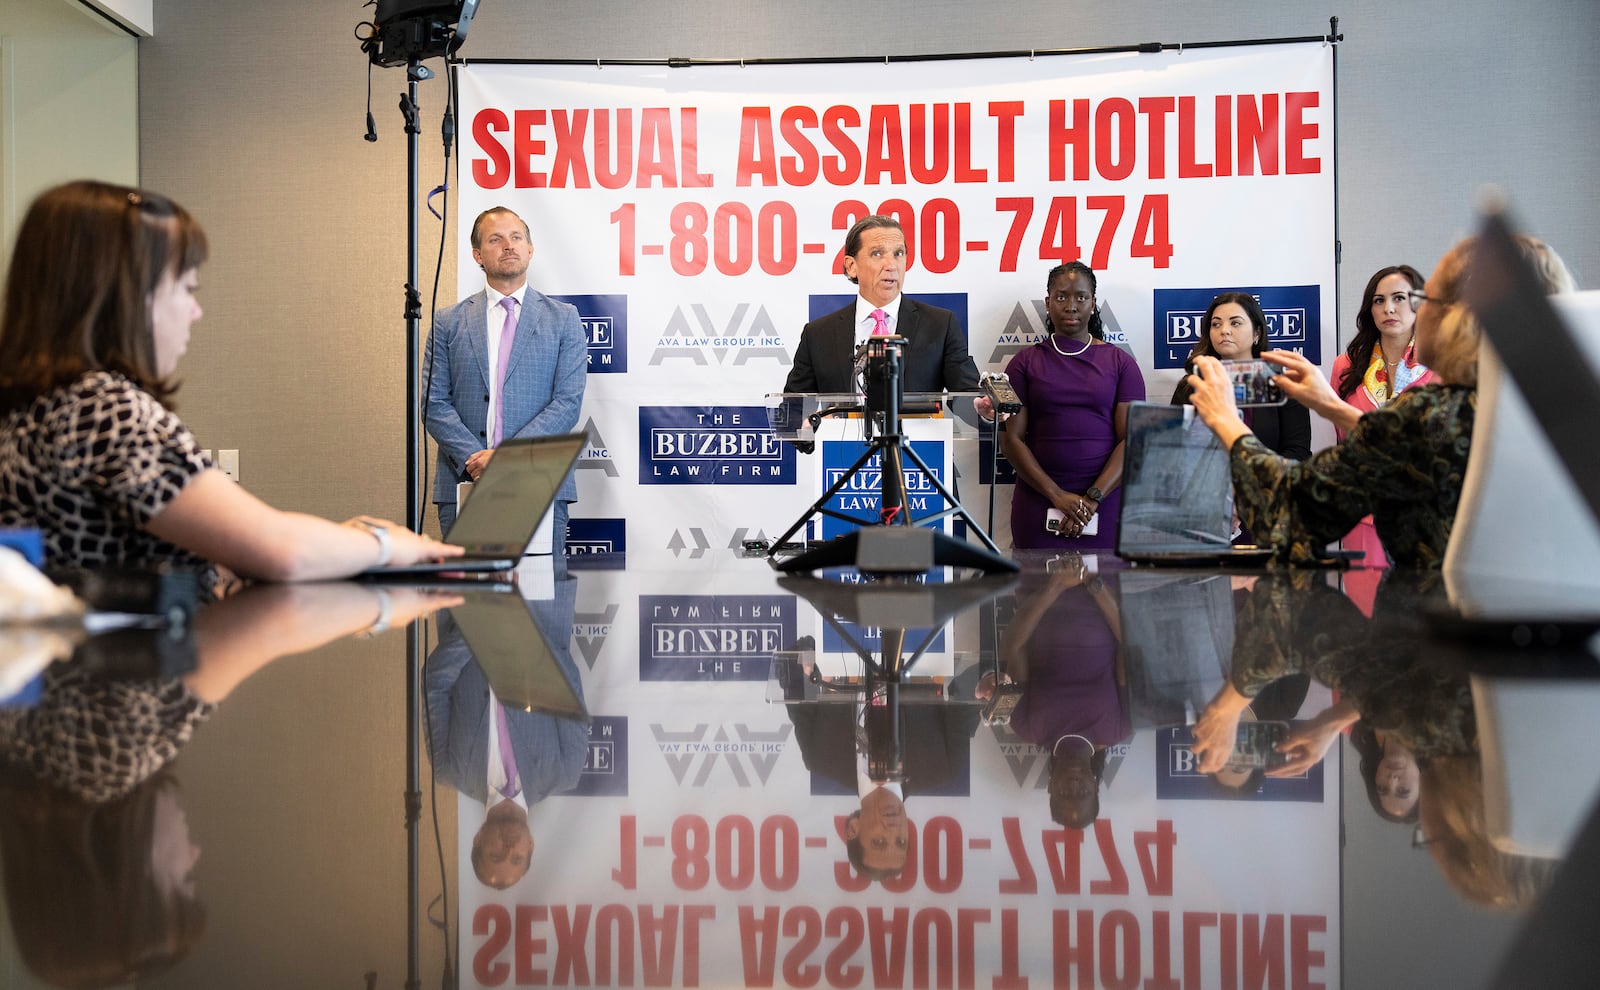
[0,666,214,802]
[0,372,214,583]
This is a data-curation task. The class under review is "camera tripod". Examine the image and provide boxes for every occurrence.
[767,336,1014,574]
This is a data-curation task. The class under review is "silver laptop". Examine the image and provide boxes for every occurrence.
[1115,403,1274,566]
[366,432,586,577]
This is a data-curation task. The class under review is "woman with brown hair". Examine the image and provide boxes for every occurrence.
[0,181,460,588]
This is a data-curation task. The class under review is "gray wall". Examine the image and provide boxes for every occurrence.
[136,2,1598,987]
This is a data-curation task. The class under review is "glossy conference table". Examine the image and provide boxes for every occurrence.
[2,550,1596,990]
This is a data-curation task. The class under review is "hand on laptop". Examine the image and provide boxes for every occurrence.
[344,515,465,568]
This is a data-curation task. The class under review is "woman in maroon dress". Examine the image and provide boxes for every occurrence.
[1000,262,1146,549]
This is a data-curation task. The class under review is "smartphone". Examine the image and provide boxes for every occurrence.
[1220,359,1288,406]
[1228,720,1291,768]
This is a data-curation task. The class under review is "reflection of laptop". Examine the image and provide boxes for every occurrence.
[1115,403,1274,566]
[365,432,585,577]
[451,591,588,721]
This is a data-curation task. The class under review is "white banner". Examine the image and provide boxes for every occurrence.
[455,45,1335,555]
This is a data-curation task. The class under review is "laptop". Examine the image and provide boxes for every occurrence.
[1114,402,1275,566]
[364,432,586,577]
[449,589,589,721]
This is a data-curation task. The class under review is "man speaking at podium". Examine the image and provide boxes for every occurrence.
[783,215,981,395]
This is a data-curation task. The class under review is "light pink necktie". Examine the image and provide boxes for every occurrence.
[871,308,889,335]
[495,702,521,799]
[491,296,517,445]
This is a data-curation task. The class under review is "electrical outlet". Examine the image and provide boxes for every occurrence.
[218,449,240,482]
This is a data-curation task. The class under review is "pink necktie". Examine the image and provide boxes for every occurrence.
[871,308,889,335]
[496,702,521,799]
[491,296,517,445]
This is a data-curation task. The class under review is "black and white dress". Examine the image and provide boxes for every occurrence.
[0,371,213,584]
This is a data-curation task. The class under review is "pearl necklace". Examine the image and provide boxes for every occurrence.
[1053,733,1095,755]
[1049,332,1092,357]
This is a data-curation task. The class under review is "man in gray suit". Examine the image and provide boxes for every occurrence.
[424,206,588,540]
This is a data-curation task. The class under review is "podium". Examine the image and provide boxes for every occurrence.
[763,392,1016,574]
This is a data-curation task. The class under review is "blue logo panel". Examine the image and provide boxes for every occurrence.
[1154,726,1324,802]
[818,440,947,540]
[639,406,796,485]
[1152,285,1322,369]
[565,517,626,569]
[639,595,797,681]
[553,293,628,374]
[571,716,628,796]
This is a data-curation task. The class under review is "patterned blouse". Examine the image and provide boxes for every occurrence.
[0,372,214,585]
[1226,572,1474,762]
[0,666,213,803]
[1230,384,1476,567]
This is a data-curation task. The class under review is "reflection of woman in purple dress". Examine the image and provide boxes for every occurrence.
[998,564,1131,828]
[1000,263,1146,549]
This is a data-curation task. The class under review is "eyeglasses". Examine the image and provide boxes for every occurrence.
[1406,289,1434,309]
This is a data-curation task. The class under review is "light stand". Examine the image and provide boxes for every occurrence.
[768,336,1016,575]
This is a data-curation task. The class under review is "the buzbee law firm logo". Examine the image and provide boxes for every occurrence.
[1152,285,1321,369]
[651,723,792,787]
[818,442,945,541]
[577,417,619,478]
[639,594,797,681]
[639,406,795,485]
[552,293,627,374]
[649,302,790,367]
[566,517,625,556]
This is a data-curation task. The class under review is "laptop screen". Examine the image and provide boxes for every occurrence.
[446,433,586,556]
[1116,402,1235,554]
[450,591,588,721]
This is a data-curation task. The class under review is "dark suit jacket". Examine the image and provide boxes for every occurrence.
[424,577,587,804]
[787,698,979,797]
[424,286,589,504]
[783,297,981,394]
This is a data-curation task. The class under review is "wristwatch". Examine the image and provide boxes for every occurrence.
[350,519,393,567]
[1084,487,1104,504]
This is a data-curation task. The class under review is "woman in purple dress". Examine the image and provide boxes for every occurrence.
[1000,263,1146,549]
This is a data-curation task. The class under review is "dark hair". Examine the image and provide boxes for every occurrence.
[469,206,530,250]
[1181,292,1267,373]
[0,767,205,987]
[842,215,904,285]
[1338,265,1426,399]
[1045,262,1105,340]
[1350,722,1421,825]
[843,809,905,881]
[0,180,207,414]
[1046,744,1110,829]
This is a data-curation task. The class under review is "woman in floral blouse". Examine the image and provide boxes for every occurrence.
[1186,234,1573,567]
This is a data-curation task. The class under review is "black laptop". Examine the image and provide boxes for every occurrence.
[364,432,586,577]
[450,589,589,721]
[1114,403,1274,567]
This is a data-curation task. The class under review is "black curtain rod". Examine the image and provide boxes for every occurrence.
[455,24,1343,70]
